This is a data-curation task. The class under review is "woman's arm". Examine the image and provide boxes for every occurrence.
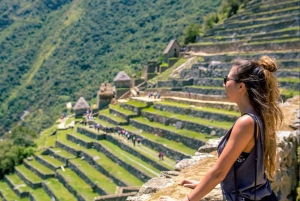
[160,115,255,201]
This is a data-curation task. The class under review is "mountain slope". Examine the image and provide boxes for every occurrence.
[0,0,222,134]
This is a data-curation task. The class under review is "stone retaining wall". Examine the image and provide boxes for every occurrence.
[42,182,57,200]
[14,168,42,189]
[47,148,75,165]
[66,133,93,149]
[56,171,87,201]
[182,87,225,96]
[79,151,127,187]
[68,160,107,195]
[23,160,55,180]
[77,127,105,140]
[4,176,28,198]
[34,154,64,172]
[28,193,35,201]
[55,141,81,157]
[141,111,228,136]
[95,192,137,201]
[93,141,152,183]
[157,79,193,88]
[180,69,200,80]
[109,108,137,122]
[105,135,169,171]
[120,103,147,115]
[193,78,223,87]
[129,119,205,150]
[118,126,191,160]
[99,114,128,126]
[154,103,237,122]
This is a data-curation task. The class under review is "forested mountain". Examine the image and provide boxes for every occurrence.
[0,0,222,135]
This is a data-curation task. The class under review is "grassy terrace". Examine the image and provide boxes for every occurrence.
[30,188,51,201]
[5,174,30,193]
[49,147,76,158]
[111,134,175,169]
[143,106,232,129]
[69,158,117,194]
[185,86,224,90]
[247,37,300,45]
[24,159,54,175]
[36,154,64,167]
[44,178,77,201]
[154,101,240,117]
[56,168,99,200]
[278,77,300,83]
[99,140,160,177]
[15,165,42,183]
[56,131,143,186]
[94,118,115,127]
[68,131,95,143]
[132,117,217,141]
[0,180,29,201]
[110,104,136,115]
[121,125,196,155]
[122,100,148,108]
[99,109,128,123]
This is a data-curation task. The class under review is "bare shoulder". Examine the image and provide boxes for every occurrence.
[231,115,255,139]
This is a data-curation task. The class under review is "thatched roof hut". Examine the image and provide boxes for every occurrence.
[73,97,90,117]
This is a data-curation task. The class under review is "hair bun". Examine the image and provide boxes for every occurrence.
[259,56,277,73]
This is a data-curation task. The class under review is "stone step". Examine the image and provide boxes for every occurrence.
[119,100,150,115]
[157,79,193,88]
[129,117,207,150]
[93,140,161,181]
[42,178,77,201]
[99,109,128,125]
[4,173,30,198]
[141,106,231,134]
[104,134,175,170]
[29,188,52,201]
[23,159,55,180]
[0,180,25,201]
[153,100,239,122]
[56,168,99,200]
[68,158,117,195]
[34,154,65,172]
[47,147,77,164]
[66,132,94,149]
[109,104,138,122]
[77,126,107,140]
[55,131,143,186]
[14,165,42,189]
[119,125,193,160]
[182,86,225,96]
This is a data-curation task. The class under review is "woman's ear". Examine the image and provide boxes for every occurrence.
[238,82,246,92]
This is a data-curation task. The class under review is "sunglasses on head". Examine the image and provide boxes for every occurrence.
[223,75,239,85]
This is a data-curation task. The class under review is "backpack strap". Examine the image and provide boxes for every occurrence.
[234,113,259,201]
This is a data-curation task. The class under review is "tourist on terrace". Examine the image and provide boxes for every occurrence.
[159,56,281,201]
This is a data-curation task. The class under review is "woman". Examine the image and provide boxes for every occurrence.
[159,56,282,201]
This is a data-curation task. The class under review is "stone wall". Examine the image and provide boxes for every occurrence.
[68,160,107,195]
[55,141,81,157]
[153,103,237,122]
[42,182,57,200]
[120,103,147,115]
[77,127,105,140]
[127,131,299,201]
[93,141,152,183]
[47,148,76,165]
[56,171,87,201]
[14,168,42,189]
[116,88,130,99]
[182,87,225,96]
[118,126,190,160]
[99,114,128,126]
[109,108,137,122]
[4,175,29,198]
[129,119,205,150]
[79,151,128,187]
[66,133,93,149]
[105,135,169,171]
[34,154,63,172]
[95,192,137,201]
[141,111,228,136]
[23,160,55,180]
[157,79,193,88]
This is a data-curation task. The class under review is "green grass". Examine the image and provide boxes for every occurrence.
[109,134,175,169]
[65,117,74,125]
[248,37,300,45]
[110,104,136,115]
[15,165,42,183]
[36,124,58,150]
[69,158,117,194]
[36,154,64,167]
[68,131,94,143]
[143,106,233,129]
[185,85,224,90]
[281,88,300,97]
[56,168,99,200]
[94,118,115,127]
[98,140,161,177]
[132,117,217,141]
[56,130,143,186]
[49,147,76,158]
[121,125,196,155]
[0,180,22,200]
[155,100,240,117]
[99,109,128,123]
[24,159,54,175]
[278,77,300,83]
[5,174,30,193]
[30,188,52,201]
[44,178,77,201]
[123,100,148,108]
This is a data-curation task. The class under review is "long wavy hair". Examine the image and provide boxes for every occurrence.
[233,55,283,179]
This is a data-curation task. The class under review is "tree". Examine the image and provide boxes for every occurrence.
[7,126,37,147]
[183,23,200,45]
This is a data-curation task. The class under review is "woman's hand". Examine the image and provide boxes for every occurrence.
[159,196,178,201]
[179,179,199,189]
